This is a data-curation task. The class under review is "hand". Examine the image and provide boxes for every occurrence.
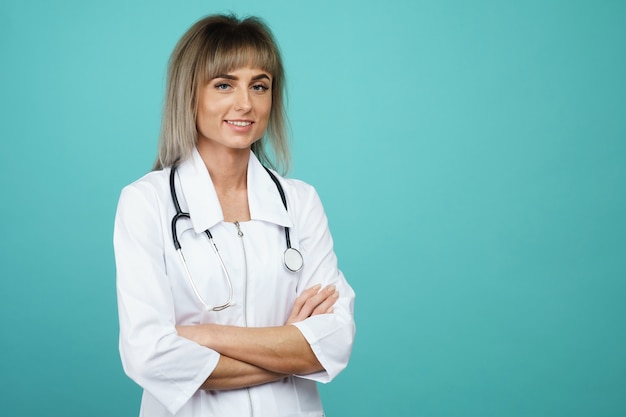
[286,284,339,325]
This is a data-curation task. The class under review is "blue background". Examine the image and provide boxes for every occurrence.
[1,1,625,416]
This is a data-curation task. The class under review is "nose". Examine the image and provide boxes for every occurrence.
[234,88,252,112]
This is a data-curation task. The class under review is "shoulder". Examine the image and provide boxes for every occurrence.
[281,177,316,198]
[272,174,326,219]
[116,168,172,215]
[264,170,318,203]
[119,168,172,198]
[121,168,170,195]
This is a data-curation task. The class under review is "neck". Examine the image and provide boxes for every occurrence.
[196,141,250,192]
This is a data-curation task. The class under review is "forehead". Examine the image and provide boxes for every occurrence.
[203,44,277,80]
[212,66,272,78]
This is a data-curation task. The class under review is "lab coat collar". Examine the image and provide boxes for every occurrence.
[177,147,293,234]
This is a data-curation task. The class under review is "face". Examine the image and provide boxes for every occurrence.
[196,67,272,155]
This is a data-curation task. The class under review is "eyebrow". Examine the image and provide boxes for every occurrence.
[214,73,271,81]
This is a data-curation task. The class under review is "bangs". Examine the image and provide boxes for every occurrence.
[198,25,282,82]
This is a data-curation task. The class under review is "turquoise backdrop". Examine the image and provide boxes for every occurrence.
[1,0,625,416]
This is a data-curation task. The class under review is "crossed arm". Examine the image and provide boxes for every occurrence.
[176,284,339,390]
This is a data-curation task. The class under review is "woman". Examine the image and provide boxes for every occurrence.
[113,14,355,417]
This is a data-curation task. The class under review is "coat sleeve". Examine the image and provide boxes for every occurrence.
[289,182,356,383]
[114,182,219,415]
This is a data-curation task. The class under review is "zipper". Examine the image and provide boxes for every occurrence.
[234,221,249,327]
[234,221,253,417]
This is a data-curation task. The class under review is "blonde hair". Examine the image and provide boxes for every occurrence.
[153,14,290,173]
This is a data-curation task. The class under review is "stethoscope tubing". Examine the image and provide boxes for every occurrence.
[263,166,292,249]
[169,163,303,311]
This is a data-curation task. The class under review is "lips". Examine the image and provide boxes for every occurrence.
[226,120,253,127]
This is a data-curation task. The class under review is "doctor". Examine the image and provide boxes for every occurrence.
[113,14,355,417]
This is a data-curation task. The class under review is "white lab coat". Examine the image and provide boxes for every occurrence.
[114,148,356,417]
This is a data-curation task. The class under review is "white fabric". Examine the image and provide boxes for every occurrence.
[114,149,356,416]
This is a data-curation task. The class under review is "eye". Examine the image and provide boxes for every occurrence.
[214,83,232,90]
[251,84,269,92]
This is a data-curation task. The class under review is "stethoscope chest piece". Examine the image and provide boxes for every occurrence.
[284,247,303,272]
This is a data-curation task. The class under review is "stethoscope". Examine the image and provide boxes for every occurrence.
[169,165,304,311]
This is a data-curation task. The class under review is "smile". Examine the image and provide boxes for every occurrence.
[226,120,253,127]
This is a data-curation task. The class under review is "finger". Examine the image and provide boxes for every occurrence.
[291,284,320,312]
[311,290,339,316]
[287,284,322,323]
[300,285,336,318]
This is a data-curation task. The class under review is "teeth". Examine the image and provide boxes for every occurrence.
[227,121,252,127]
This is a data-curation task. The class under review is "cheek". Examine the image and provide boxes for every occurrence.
[259,99,273,121]
[258,109,272,131]
[197,103,220,126]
